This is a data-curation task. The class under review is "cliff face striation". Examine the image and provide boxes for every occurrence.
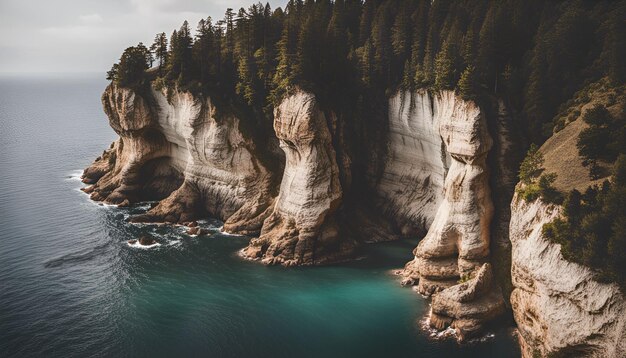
[82,85,182,205]
[399,91,494,291]
[243,90,356,265]
[83,84,277,235]
[377,91,450,237]
[84,85,509,337]
[510,193,626,358]
[393,91,505,340]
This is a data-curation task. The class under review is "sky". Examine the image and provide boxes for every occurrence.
[0,0,283,74]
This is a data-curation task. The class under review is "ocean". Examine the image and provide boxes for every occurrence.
[0,74,520,357]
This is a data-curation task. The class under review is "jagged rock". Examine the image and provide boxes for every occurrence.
[187,227,200,236]
[243,90,356,266]
[83,84,277,235]
[429,263,506,342]
[400,91,494,294]
[82,85,180,206]
[509,193,626,358]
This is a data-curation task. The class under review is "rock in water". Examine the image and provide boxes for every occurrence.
[429,263,506,342]
[138,236,156,246]
[243,89,356,266]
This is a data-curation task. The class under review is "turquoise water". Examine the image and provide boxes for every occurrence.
[0,74,520,357]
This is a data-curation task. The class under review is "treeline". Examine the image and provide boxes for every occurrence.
[543,156,626,290]
[106,0,625,142]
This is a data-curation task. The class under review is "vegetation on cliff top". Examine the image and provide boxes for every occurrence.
[106,0,625,144]
[516,144,562,204]
[543,156,626,290]
[537,99,626,290]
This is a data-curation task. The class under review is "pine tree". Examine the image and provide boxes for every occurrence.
[434,44,455,90]
[519,143,544,185]
[391,6,410,58]
[271,2,299,102]
[116,44,150,88]
[193,17,214,84]
[167,21,193,84]
[151,32,168,75]
[457,65,478,101]
[137,42,153,68]
[106,63,119,81]
[477,4,497,92]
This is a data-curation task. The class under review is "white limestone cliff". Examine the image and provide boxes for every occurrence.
[83,84,276,235]
[377,91,450,236]
[400,91,494,294]
[243,90,356,265]
[510,193,626,357]
[391,90,504,340]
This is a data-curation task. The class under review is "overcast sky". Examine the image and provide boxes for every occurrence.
[0,0,283,74]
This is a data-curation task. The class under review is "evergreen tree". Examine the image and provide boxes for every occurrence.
[151,32,168,75]
[106,63,119,81]
[519,144,544,185]
[115,44,150,88]
[434,44,456,90]
[457,65,478,101]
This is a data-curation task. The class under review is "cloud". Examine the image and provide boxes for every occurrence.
[41,25,118,42]
[0,0,284,73]
[79,13,104,25]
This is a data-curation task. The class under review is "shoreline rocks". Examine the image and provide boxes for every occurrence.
[429,263,506,342]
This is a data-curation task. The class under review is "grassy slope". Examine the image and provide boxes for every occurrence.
[540,80,625,192]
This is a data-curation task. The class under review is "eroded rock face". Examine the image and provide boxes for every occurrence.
[83,84,276,235]
[82,85,180,205]
[243,90,356,265]
[400,91,494,295]
[510,193,626,358]
[388,91,504,339]
[377,91,450,236]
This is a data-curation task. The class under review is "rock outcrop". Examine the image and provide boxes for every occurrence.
[83,84,277,235]
[430,263,506,341]
[400,91,494,294]
[82,85,181,204]
[390,91,505,339]
[243,90,356,265]
[510,193,626,358]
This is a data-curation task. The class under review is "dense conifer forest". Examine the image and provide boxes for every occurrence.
[107,0,624,140]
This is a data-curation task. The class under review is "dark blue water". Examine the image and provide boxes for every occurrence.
[0,74,520,357]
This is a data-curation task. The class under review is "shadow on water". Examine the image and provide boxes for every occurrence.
[44,242,112,268]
